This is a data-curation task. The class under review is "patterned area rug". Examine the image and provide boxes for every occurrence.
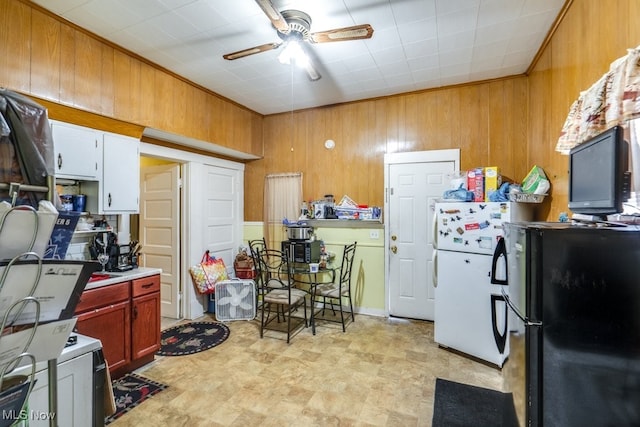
[105,373,168,425]
[157,321,230,356]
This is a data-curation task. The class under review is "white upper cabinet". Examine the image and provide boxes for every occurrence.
[101,132,140,213]
[51,120,140,214]
[51,121,102,180]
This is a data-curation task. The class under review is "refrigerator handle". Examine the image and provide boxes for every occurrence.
[432,249,437,287]
[490,236,508,285]
[500,288,542,327]
[490,294,508,354]
[432,208,438,250]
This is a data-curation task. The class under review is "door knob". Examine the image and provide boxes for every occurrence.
[391,245,397,253]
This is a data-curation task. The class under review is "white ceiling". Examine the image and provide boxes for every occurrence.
[31,0,565,115]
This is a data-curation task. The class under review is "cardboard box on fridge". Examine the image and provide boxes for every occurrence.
[467,168,484,202]
[484,167,502,200]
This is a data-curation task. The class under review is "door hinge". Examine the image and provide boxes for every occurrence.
[178,178,183,188]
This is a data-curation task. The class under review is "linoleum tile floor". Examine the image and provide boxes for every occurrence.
[111,314,504,427]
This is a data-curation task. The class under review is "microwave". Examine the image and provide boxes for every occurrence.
[281,240,321,263]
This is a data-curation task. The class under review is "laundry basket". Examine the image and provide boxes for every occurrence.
[214,279,256,321]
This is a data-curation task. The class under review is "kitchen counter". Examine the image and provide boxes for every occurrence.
[85,266,162,290]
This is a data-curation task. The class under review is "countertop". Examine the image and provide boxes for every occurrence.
[85,266,162,290]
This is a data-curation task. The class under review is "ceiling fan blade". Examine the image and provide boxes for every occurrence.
[223,42,282,60]
[255,0,290,34]
[310,24,374,43]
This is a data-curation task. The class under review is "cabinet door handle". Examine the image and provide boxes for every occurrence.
[57,153,62,170]
[133,305,138,320]
[108,193,112,207]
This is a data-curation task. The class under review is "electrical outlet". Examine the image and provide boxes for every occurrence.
[369,230,380,239]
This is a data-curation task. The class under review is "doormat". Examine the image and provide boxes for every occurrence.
[157,321,230,356]
[105,373,167,425]
[432,378,519,427]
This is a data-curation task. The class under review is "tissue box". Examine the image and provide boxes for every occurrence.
[484,167,502,200]
[522,165,548,194]
[467,168,484,202]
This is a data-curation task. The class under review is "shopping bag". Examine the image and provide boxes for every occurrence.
[189,250,229,294]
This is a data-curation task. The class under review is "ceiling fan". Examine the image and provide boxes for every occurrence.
[223,0,374,81]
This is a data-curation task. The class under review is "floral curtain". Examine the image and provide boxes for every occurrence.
[556,45,640,154]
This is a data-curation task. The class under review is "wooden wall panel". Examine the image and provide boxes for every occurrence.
[113,51,137,124]
[30,10,61,101]
[100,44,115,118]
[153,68,174,132]
[138,62,156,127]
[58,23,75,106]
[0,1,31,92]
[73,33,104,112]
[172,79,188,137]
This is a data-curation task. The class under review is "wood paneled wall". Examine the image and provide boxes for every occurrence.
[244,77,529,221]
[528,0,640,221]
[0,0,262,154]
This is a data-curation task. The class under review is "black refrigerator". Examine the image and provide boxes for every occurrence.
[502,222,640,427]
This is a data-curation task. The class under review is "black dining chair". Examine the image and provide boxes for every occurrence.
[247,238,267,307]
[312,242,357,332]
[258,248,308,343]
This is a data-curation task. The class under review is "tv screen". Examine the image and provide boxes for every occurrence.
[568,125,629,217]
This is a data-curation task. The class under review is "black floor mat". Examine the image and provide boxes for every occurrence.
[432,378,519,427]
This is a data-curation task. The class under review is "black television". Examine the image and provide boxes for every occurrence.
[568,125,630,219]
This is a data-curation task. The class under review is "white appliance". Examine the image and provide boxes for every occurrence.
[434,201,532,367]
[11,334,104,427]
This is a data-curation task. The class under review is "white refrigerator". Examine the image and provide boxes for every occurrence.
[433,201,532,367]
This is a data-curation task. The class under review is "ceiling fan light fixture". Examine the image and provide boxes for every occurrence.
[278,40,307,66]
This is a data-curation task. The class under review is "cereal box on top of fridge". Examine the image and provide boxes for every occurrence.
[484,167,502,200]
[467,168,484,202]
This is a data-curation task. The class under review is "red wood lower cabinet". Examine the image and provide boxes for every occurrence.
[130,276,161,369]
[75,274,161,378]
[76,300,131,373]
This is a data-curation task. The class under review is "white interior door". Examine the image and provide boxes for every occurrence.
[184,162,242,319]
[140,163,181,318]
[385,150,459,320]
[202,165,237,272]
